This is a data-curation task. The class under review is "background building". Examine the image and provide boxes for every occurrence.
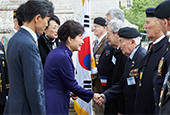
[119,0,133,9]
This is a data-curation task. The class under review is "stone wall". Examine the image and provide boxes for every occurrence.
[0,0,119,38]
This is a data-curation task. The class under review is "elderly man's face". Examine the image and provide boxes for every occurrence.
[119,37,134,57]
[157,18,169,35]
[106,26,119,48]
[143,17,162,41]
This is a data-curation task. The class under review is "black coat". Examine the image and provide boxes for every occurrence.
[157,42,170,114]
[38,34,59,67]
[0,42,8,114]
[103,46,146,114]
[98,44,127,114]
[134,36,169,114]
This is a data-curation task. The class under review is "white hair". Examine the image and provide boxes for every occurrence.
[107,19,124,34]
[106,8,124,22]
[133,36,142,45]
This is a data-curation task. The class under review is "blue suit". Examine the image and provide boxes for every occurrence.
[103,46,146,114]
[44,43,94,115]
[4,28,45,114]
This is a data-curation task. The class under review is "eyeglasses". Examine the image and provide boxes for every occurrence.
[52,26,59,30]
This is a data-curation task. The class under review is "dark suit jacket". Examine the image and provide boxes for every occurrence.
[134,36,169,114]
[38,34,59,67]
[103,46,146,114]
[93,35,108,93]
[4,28,45,114]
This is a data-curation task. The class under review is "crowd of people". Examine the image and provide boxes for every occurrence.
[0,0,170,115]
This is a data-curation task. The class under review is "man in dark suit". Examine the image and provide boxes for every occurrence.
[98,19,127,115]
[92,17,107,115]
[3,0,54,114]
[38,14,60,67]
[134,7,170,114]
[154,1,170,114]
[95,27,146,114]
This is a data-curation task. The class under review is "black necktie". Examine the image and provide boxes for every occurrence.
[126,57,131,72]
[93,40,98,52]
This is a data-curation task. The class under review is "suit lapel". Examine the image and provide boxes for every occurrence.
[94,36,107,54]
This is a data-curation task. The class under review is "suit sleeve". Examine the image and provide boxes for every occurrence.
[103,79,123,102]
[21,43,45,114]
[58,56,94,103]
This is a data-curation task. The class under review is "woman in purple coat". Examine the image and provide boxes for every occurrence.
[44,20,95,115]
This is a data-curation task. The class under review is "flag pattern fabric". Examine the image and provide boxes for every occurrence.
[74,0,93,115]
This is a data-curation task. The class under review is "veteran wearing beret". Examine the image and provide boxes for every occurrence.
[95,27,146,114]
[92,17,107,115]
[154,1,170,114]
[134,7,170,114]
[154,0,170,38]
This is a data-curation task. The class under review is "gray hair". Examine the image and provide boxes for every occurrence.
[133,36,142,45]
[107,19,124,34]
[106,8,124,22]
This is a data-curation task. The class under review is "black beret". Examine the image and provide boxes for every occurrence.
[118,27,141,39]
[94,17,106,26]
[146,7,155,17]
[154,0,170,19]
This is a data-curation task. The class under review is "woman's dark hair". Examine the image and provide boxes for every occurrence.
[58,20,84,44]
[46,14,60,29]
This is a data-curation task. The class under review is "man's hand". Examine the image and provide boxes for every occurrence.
[93,93,105,106]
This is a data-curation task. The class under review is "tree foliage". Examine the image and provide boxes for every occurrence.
[120,0,164,32]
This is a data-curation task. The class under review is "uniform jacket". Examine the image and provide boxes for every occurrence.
[134,36,169,114]
[44,43,94,115]
[103,46,146,114]
[159,72,170,115]
[98,44,127,114]
[38,33,59,67]
[1,29,16,53]
[4,28,45,114]
[93,35,107,93]
[0,42,8,105]
[157,42,170,114]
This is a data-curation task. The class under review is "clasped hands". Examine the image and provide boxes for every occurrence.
[93,93,105,106]
[70,92,105,106]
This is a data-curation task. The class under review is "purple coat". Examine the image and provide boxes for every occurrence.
[44,43,94,115]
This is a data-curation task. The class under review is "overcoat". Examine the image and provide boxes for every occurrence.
[44,43,94,115]
[104,46,146,114]
[134,36,169,114]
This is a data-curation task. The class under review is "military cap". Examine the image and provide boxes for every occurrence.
[146,7,155,17]
[13,9,17,18]
[94,17,106,26]
[154,0,170,19]
[118,27,141,39]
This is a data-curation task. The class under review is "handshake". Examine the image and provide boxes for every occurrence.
[93,93,105,106]
[70,92,105,106]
